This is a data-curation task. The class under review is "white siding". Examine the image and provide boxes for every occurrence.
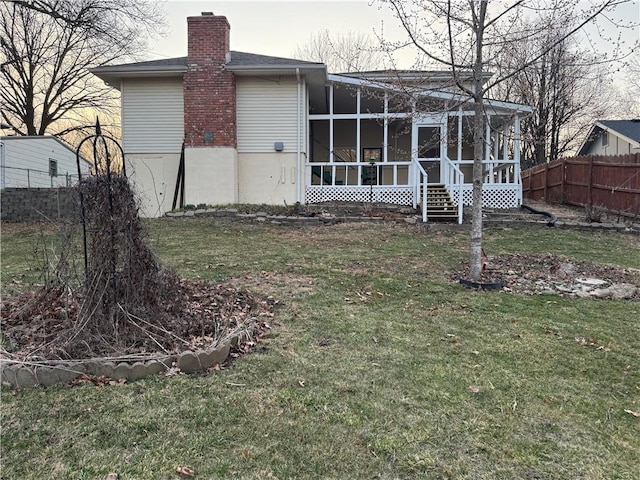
[121,77,184,154]
[1,136,91,188]
[237,76,299,153]
[585,132,634,156]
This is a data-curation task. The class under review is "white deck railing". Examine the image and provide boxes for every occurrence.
[441,156,464,224]
[410,159,429,222]
[305,158,520,220]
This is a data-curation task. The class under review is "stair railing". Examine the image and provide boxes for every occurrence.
[441,156,464,224]
[411,158,429,223]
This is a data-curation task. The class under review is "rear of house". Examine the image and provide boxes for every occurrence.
[91,12,532,221]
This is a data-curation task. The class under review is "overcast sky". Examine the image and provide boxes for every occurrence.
[149,0,639,76]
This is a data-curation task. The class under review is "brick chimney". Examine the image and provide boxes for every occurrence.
[183,13,236,148]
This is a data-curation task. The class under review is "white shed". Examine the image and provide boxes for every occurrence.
[0,136,92,189]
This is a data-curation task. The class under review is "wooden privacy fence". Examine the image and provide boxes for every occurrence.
[521,154,640,217]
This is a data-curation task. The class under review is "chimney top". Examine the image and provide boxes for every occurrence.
[201,12,214,16]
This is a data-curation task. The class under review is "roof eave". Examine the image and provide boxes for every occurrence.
[226,64,326,73]
[595,121,640,148]
[90,65,186,89]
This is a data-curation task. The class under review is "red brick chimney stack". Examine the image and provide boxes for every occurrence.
[184,13,236,148]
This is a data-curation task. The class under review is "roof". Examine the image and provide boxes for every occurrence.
[599,120,640,144]
[327,73,533,115]
[577,119,640,155]
[90,51,326,87]
[337,70,493,84]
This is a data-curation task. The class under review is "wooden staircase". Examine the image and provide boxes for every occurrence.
[425,184,459,221]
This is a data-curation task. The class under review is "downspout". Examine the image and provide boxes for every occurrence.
[0,140,5,189]
[296,68,302,204]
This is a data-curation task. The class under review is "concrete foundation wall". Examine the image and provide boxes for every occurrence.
[184,147,238,206]
[238,153,297,205]
[126,154,181,218]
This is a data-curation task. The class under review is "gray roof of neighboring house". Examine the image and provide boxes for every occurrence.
[577,119,640,155]
[599,120,640,144]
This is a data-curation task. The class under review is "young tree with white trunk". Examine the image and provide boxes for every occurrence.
[380,0,638,282]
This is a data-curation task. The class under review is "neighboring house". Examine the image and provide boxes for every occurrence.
[1,136,92,189]
[576,120,640,157]
[90,12,532,220]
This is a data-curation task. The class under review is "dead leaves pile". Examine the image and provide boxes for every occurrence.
[0,279,275,361]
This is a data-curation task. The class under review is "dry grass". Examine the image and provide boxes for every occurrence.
[1,219,639,479]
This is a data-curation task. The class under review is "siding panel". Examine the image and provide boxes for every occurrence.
[237,77,299,153]
[1,136,90,188]
[122,78,184,154]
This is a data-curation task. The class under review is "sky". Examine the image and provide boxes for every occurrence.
[148,0,640,76]
[149,1,399,62]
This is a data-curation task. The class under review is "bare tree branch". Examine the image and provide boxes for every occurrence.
[1,0,166,140]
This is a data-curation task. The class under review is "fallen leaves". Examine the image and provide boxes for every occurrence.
[176,466,195,477]
[71,374,126,387]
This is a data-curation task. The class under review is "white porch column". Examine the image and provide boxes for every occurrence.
[329,85,334,163]
[383,91,388,163]
[457,107,463,161]
[514,114,522,202]
[485,115,491,183]
[356,88,361,162]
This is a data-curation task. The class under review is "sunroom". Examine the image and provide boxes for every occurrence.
[305,72,533,223]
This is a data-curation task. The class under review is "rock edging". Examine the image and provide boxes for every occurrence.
[0,341,233,389]
[165,208,421,225]
[165,207,640,233]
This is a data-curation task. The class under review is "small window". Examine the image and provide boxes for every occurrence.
[601,131,609,147]
[49,159,58,177]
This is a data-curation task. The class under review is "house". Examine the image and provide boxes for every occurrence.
[576,120,640,157]
[90,12,532,221]
[1,136,92,189]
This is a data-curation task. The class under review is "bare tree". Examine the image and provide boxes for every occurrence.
[380,0,637,281]
[618,51,640,118]
[0,0,165,138]
[492,26,619,166]
[293,29,385,72]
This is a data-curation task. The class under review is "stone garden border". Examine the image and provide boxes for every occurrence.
[165,207,640,233]
[1,336,241,389]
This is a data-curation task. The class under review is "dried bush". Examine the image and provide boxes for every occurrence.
[2,174,272,361]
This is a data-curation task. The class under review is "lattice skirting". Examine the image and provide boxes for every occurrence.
[451,185,521,209]
[305,186,414,205]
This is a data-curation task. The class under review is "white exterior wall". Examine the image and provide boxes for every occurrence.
[121,77,184,154]
[236,75,306,204]
[120,77,184,217]
[0,136,91,188]
[585,132,635,156]
[237,76,300,153]
[238,153,297,204]
[126,154,181,218]
[184,147,238,206]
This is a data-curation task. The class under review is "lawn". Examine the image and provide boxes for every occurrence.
[1,219,639,479]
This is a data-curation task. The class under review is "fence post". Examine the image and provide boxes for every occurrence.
[587,157,593,207]
[27,169,30,188]
[560,158,565,203]
[543,163,549,200]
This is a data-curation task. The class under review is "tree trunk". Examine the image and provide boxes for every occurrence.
[469,95,485,281]
[469,1,487,282]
